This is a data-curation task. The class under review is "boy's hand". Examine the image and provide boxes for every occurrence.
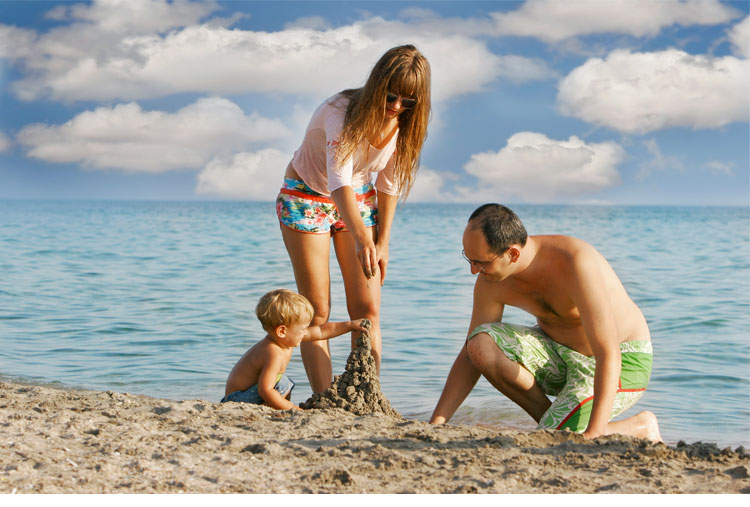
[350,319,368,332]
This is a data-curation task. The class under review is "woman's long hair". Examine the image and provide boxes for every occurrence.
[334,44,431,200]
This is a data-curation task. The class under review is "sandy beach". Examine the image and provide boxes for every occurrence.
[1,381,748,494]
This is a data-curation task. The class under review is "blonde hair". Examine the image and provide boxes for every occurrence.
[335,44,431,200]
[255,289,314,332]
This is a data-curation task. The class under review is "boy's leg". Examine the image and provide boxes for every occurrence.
[280,225,333,393]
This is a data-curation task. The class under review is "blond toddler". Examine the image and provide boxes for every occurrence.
[221,289,365,410]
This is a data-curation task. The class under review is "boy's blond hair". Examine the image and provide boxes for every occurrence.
[255,289,314,333]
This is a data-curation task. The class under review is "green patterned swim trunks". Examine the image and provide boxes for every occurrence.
[469,322,653,432]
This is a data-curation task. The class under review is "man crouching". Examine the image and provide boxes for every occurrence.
[430,204,661,442]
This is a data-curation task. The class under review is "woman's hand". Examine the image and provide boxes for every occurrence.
[376,241,389,286]
[355,237,379,280]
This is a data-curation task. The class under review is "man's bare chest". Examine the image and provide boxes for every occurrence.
[502,289,581,324]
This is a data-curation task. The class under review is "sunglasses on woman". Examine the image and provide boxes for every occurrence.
[386,93,417,109]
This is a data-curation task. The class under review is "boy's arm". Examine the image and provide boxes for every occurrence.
[304,319,367,342]
[430,280,505,424]
[256,354,299,411]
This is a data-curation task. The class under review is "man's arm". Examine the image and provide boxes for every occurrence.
[430,279,505,424]
[429,346,481,424]
[569,249,622,438]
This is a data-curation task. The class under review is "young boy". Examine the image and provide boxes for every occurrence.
[221,289,366,410]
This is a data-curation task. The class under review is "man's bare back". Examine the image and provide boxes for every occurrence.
[472,234,650,356]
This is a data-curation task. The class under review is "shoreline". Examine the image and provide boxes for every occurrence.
[1,381,748,494]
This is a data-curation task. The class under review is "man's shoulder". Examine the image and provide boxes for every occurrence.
[473,272,512,298]
[534,234,586,247]
[535,235,598,260]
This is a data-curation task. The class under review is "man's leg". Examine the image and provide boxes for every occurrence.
[465,332,552,422]
[541,341,662,442]
[603,411,662,442]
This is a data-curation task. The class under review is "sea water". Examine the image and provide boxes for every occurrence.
[1,200,748,448]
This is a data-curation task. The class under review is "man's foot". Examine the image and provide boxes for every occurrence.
[639,411,663,443]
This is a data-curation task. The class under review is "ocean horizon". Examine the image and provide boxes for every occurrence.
[1,199,748,448]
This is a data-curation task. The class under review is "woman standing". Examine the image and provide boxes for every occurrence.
[276,44,431,393]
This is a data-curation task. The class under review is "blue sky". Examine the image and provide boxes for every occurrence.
[0,0,748,205]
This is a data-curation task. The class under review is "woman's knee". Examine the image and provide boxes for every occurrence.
[347,301,379,321]
[300,338,329,353]
[308,301,331,324]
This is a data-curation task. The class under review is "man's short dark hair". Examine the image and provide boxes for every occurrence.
[468,204,528,254]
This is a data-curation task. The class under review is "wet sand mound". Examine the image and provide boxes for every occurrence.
[300,319,400,418]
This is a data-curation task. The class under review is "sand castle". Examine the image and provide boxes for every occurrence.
[300,319,400,418]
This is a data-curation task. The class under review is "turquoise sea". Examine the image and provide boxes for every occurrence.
[1,200,748,448]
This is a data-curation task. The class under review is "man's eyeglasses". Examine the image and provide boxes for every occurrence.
[461,249,498,272]
[386,93,417,109]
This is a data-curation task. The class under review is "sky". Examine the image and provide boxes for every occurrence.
[0,0,748,205]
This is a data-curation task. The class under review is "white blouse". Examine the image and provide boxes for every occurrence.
[291,94,400,196]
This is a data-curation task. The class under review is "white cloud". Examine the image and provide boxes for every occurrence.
[16,97,291,172]
[415,36,542,100]
[463,132,623,203]
[729,16,750,58]
[407,167,453,202]
[557,49,750,134]
[495,54,558,83]
[705,160,735,175]
[0,132,10,152]
[2,3,553,103]
[636,139,685,180]
[406,167,479,203]
[195,149,292,199]
[45,0,218,34]
[489,0,739,42]
[0,24,38,59]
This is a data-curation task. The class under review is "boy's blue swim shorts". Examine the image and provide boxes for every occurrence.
[220,374,295,404]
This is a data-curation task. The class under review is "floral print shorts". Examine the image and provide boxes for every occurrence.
[276,178,378,234]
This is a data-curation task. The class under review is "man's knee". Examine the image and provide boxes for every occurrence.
[466,332,498,369]
[466,330,520,377]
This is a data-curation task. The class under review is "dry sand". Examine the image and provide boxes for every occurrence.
[1,380,749,494]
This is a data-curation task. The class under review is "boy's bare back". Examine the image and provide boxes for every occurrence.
[224,337,292,396]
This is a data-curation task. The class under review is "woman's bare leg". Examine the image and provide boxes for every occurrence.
[332,227,382,373]
[280,225,333,393]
